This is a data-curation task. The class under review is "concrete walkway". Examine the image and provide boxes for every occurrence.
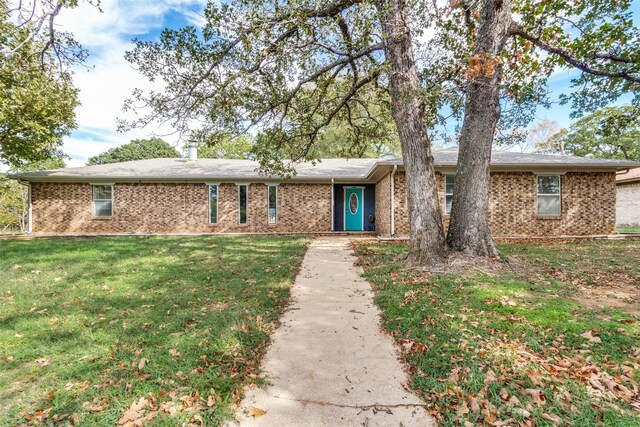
[235,237,434,427]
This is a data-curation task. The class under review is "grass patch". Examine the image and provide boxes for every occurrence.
[354,240,640,426]
[618,227,640,234]
[0,235,309,426]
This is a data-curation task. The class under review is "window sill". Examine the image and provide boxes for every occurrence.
[536,215,562,220]
[92,216,113,220]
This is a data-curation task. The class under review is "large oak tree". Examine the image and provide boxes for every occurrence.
[440,0,640,256]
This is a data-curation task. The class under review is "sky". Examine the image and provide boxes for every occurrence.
[52,0,636,167]
[56,0,208,167]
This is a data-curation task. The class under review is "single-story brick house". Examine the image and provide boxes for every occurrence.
[11,149,640,237]
[616,167,640,227]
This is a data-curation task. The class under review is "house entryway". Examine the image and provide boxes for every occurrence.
[333,184,375,232]
[233,237,433,426]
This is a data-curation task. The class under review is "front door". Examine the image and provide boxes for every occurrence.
[344,187,364,231]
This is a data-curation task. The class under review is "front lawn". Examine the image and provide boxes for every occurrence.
[355,240,640,426]
[0,236,309,426]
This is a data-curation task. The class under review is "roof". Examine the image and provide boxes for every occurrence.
[10,149,640,183]
[616,167,640,184]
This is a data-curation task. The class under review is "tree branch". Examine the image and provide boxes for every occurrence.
[509,22,640,83]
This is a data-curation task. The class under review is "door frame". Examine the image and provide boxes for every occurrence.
[343,186,365,231]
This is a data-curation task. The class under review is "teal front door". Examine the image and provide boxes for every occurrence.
[344,187,364,231]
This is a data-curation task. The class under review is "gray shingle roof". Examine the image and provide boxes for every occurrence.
[10,149,640,182]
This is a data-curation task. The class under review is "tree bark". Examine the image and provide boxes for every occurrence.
[446,0,512,257]
[376,0,448,266]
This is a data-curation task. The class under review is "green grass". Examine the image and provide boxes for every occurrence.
[0,235,309,426]
[618,227,640,233]
[354,240,640,426]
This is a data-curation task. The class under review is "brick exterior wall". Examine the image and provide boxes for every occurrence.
[374,173,391,235]
[393,172,410,236]
[388,171,617,237]
[616,182,640,227]
[31,171,616,236]
[31,182,332,233]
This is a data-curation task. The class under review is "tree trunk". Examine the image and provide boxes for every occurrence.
[376,0,448,266]
[446,0,512,257]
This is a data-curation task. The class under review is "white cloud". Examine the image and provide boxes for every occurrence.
[56,0,207,166]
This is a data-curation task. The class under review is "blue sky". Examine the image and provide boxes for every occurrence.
[56,1,637,166]
[56,0,208,167]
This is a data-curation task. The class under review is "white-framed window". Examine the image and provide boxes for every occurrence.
[536,175,561,216]
[268,185,277,224]
[444,175,455,214]
[208,184,218,224]
[238,184,248,224]
[92,184,113,217]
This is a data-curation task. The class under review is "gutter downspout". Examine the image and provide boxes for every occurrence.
[28,183,32,234]
[18,180,32,234]
[391,165,397,237]
[331,179,335,232]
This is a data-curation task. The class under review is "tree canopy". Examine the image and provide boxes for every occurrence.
[560,105,640,161]
[88,138,180,165]
[0,0,99,168]
[0,1,80,167]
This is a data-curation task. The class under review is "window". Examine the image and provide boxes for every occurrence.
[209,184,218,224]
[92,184,113,217]
[444,175,455,214]
[268,185,277,224]
[238,184,248,224]
[537,175,561,216]
[349,192,359,214]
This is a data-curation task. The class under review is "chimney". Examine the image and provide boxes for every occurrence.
[188,142,197,161]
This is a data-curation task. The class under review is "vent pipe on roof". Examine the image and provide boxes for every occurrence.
[188,143,198,161]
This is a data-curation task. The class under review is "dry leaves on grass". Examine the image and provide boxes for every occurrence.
[425,337,640,425]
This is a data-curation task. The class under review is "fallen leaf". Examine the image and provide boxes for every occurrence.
[35,358,50,366]
[579,330,602,343]
[527,369,543,386]
[160,401,180,416]
[484,368,497,385]
[169,349,181,358]
[138,358,149,370]
[248,406,267,418]
[525,388,546,405]
[457,400,469,416]
[117,397,149,425]
[469,396,480,412]
[541,413,561,422]
[83,400,109,412]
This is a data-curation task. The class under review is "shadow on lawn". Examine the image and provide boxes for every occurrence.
[0,235,308,425]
